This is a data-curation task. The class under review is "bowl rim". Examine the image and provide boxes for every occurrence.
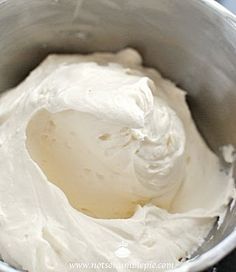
[174,1,236,269]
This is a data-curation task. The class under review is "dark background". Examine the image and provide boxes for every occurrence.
[203,1,236,272]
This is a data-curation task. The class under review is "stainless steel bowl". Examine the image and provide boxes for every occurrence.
[0,0,235,271]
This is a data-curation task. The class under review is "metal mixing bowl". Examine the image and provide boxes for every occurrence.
[0,0,235,271]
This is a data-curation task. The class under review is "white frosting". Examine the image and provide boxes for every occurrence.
[221,145,235,164]
[0,49,235,271]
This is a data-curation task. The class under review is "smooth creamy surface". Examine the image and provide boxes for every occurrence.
[0,49,235,272]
